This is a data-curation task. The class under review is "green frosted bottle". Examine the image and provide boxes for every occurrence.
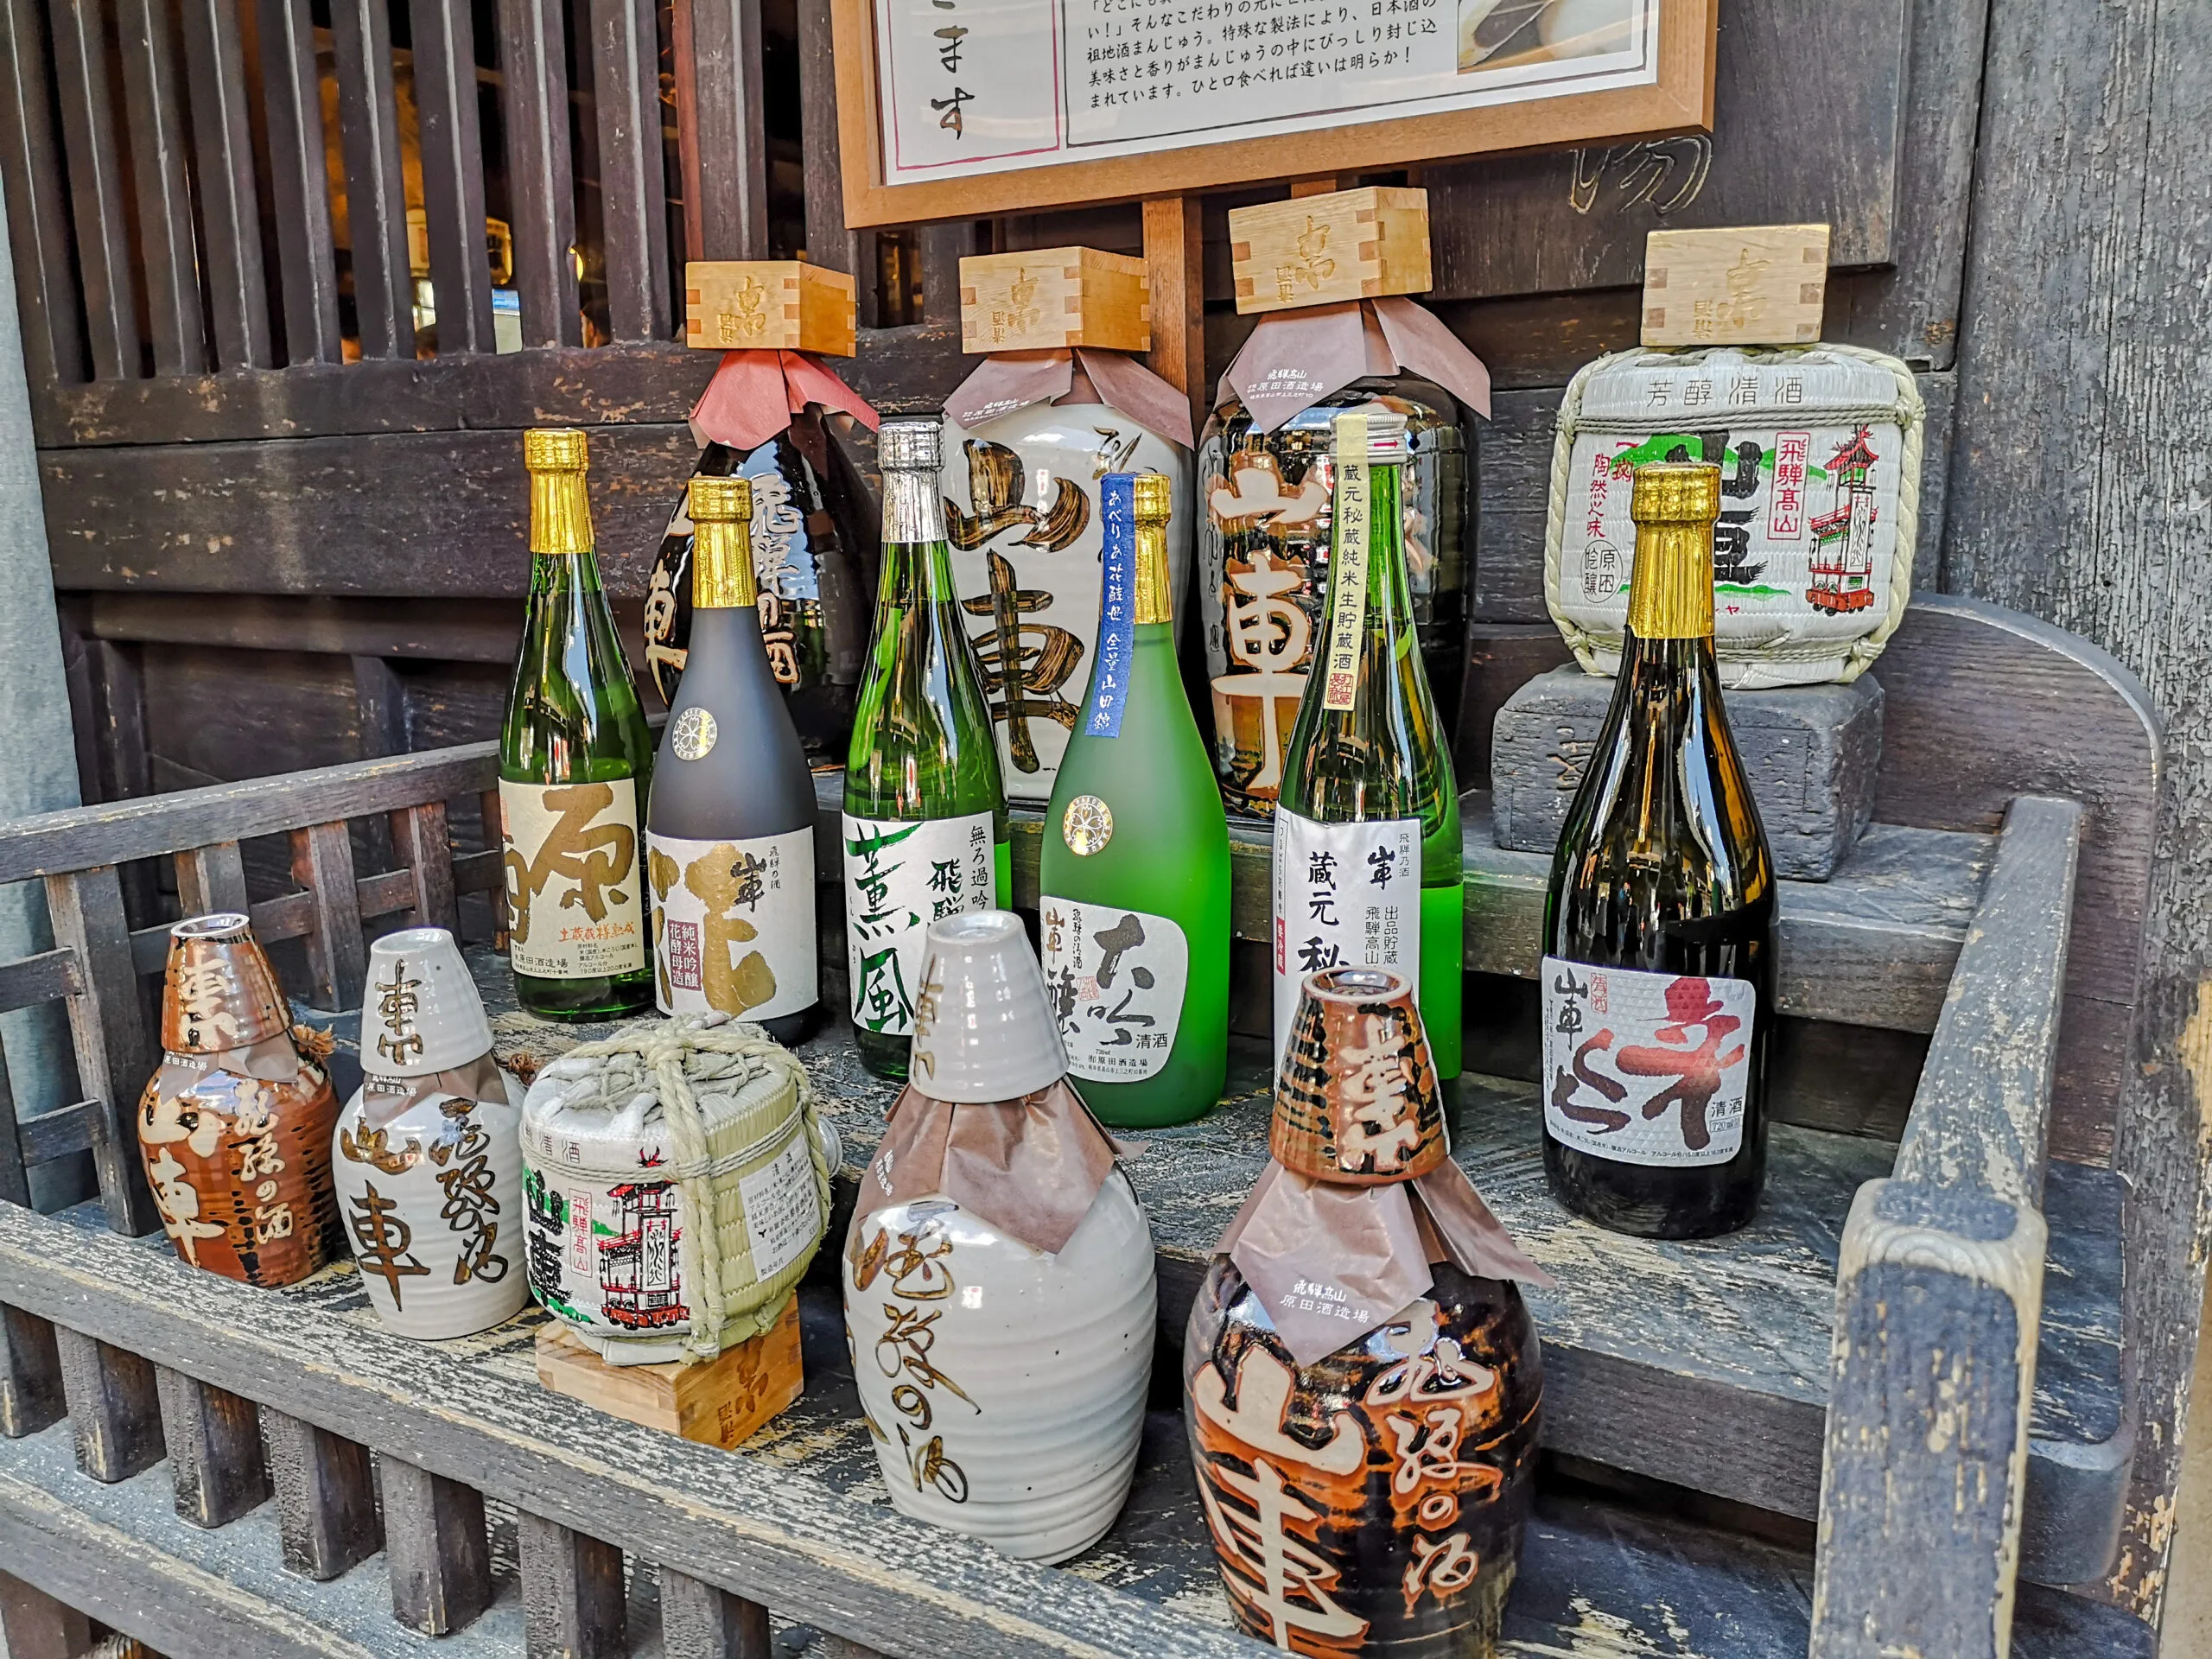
[1040,472,1230,1128]
[1274,408,1464,1080]
[499,428,657,1020]
[842,416,1011,1079]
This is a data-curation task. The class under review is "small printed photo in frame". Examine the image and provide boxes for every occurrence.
[1459,0,1639,73]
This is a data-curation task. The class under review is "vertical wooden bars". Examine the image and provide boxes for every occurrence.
[381,1456,494,1635]
[683,0,767,260]
[794,0,868,321]
[389,802,460,932]
[156,1366,270,1527]
[521,1513,627,1657]
[116,0,207,373]
[0,1306,64,1439]
[176,0,274,368]
[658,1568,770,1659]
[55,1326,163,1482]
[499,0,583,346]
[263,1410,381,1580]
[593,0,671,339]
[174,841,250,915]
[256,0,343,363]
[409,0,498,354]
[0,0,87,385]
[289,820,367,1009]
[1142,195,1205,440]
[327,0,415,358]
[51,0,142,378]
[44,867,157,1236]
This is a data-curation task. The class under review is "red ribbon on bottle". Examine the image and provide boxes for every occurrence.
[690,350,881,454]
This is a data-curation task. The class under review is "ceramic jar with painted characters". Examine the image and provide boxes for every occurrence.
[138,913,341,1287]
[331,928,528,1340]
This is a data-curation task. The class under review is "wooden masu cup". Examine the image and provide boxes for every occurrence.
[1273,969,1447,1185]
[138,913,340,1287]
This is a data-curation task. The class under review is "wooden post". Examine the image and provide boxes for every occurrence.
[521,1514,626,1658]
[1810,796,2082,1659]
[261,1410,381,1580]
[380,1456,493,1636]
[0,1571,89,1659]
[658,1570,769,1659]
[0,1306,61,1438]
[155,1367,268,1528]
[1141,196,1205,445]
[54,1328,162,1483]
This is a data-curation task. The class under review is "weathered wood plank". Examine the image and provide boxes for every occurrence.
[327,0,414,359]
[0,1038,28,1211]
[498,0,582,347]
[261,1410,380,1581]
[174,841,250,916]
[389,803,460,933]
[658,1568,769,1659]
[0,1307,64,1440]
[115,0,207,375]
[0,1568,89,1659]
[55,1327,163,1483]
[254,0,343,365]
[407,0,496,356]
[382,1457,493,1636]
[683,0,767,260]
[175,0,272,370]
[155,1366,269,1528]
[793,0,869,324]
[519,1512,624,1658]
[50,0,140,380]
[0,0,86,388]
[289,821,367,1011]
[591,0,671,342]
[42,868,157,1236]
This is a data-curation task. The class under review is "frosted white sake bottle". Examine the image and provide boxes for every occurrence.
[842,910,1156,1562]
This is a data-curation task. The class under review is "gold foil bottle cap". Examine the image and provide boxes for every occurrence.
[1630,460,1721,524]
[1132,471,1172,521]
[689,474,754,524]
[524,428,589,473]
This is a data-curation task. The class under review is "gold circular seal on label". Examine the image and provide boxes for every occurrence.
[671,707,718,761]
[1063,795,1113,855]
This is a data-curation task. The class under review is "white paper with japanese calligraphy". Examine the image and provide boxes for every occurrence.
[842,811,998,1038]
[499,778,648,978]
[1540,957,1754,1166]
[1039,899,1190,1081]
[872,0,1663,184]
[1270,810,1421,1067]
[1545,343,1925,688]
[649,828,817,1021]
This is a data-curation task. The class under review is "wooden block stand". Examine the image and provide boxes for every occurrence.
[535,1295,804,1451]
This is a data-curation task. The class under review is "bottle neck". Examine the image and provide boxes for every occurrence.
[531,472,594,556]
[1625,518,1713,641]
[1134,519,1173,626]
[693,518,757,609]
[881,468,947,546]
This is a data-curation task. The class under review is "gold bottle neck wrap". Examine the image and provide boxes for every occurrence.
[1134,518,1173,626]
[529,471,594,556]
[693,518,757,609]
[882,467,947,545]
[1625,520,1715,639]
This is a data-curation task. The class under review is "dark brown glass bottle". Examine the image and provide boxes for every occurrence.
[1540,461,1775,1239]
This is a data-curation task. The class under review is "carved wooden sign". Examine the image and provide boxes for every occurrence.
[830,0,1717,225]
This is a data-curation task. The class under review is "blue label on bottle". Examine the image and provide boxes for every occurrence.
[1087,474,1136,739]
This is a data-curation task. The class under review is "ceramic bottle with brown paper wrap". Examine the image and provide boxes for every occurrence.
[138,914,341,1287]
[332,929,528,1340]
[1185,967,1544,1657]
[842,909,1155,1562]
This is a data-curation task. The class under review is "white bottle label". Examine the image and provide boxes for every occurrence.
[1541,957,1756,1167]
[1039,899,1189,1081]
[1270,809,1421,1069]
[499,779,647,979]
[647,828,817,1020]
[843,812,996,1038]
[737,1134,822,1282]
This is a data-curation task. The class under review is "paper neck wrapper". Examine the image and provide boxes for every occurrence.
[1219,1157,1552,1367]
[359,1052,512,1130]
[1216,296,1493,435]
[156,1029,321,1103]
[946,347,1196,450]
[845,1077,1122,1262]
[690,350,881,459]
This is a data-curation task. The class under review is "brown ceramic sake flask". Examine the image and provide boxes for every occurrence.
[137,913,341,1287]
[1186,969,1541,1656]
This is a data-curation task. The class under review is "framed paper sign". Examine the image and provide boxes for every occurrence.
[830,0,1715,224]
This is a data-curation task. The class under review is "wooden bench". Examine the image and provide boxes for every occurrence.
[0,594,2171,1657]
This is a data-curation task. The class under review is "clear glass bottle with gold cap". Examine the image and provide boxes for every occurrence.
[1541,460,1776,1238]
[646,474,819,1044]
[499,429,656,1020]
[842,416,1009,1079]
[1040,472,1230,1128]
[1273,409,1463,1086]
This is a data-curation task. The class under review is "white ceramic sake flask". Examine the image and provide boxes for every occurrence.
[332,928,528,1340]
[843,911,1157,1563]
[941,399,1193,804]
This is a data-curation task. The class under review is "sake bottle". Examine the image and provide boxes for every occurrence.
[1039,472,1230,1128]
[499,429,656,1020]
[1541,461,1776,1238]
[1274,410,1463,1081]
[842,416,1009,1079]
[647,474,820,1045]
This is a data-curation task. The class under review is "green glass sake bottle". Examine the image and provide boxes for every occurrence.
[1274,409,1463,1081]
[1541,461,1775,1238]
[842,416,1010,1079]
[1039,472,1230,1128]
[647,474,820,1046]
[499,428,657,1020]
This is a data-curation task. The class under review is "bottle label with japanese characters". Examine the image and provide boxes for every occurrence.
[1541,957,1756,1166]
[843,812,996,1038]
[1039,898,1189,1081]
[647,828,817,1020]
[499,778,647,980]
[1271,810,1421,1069]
